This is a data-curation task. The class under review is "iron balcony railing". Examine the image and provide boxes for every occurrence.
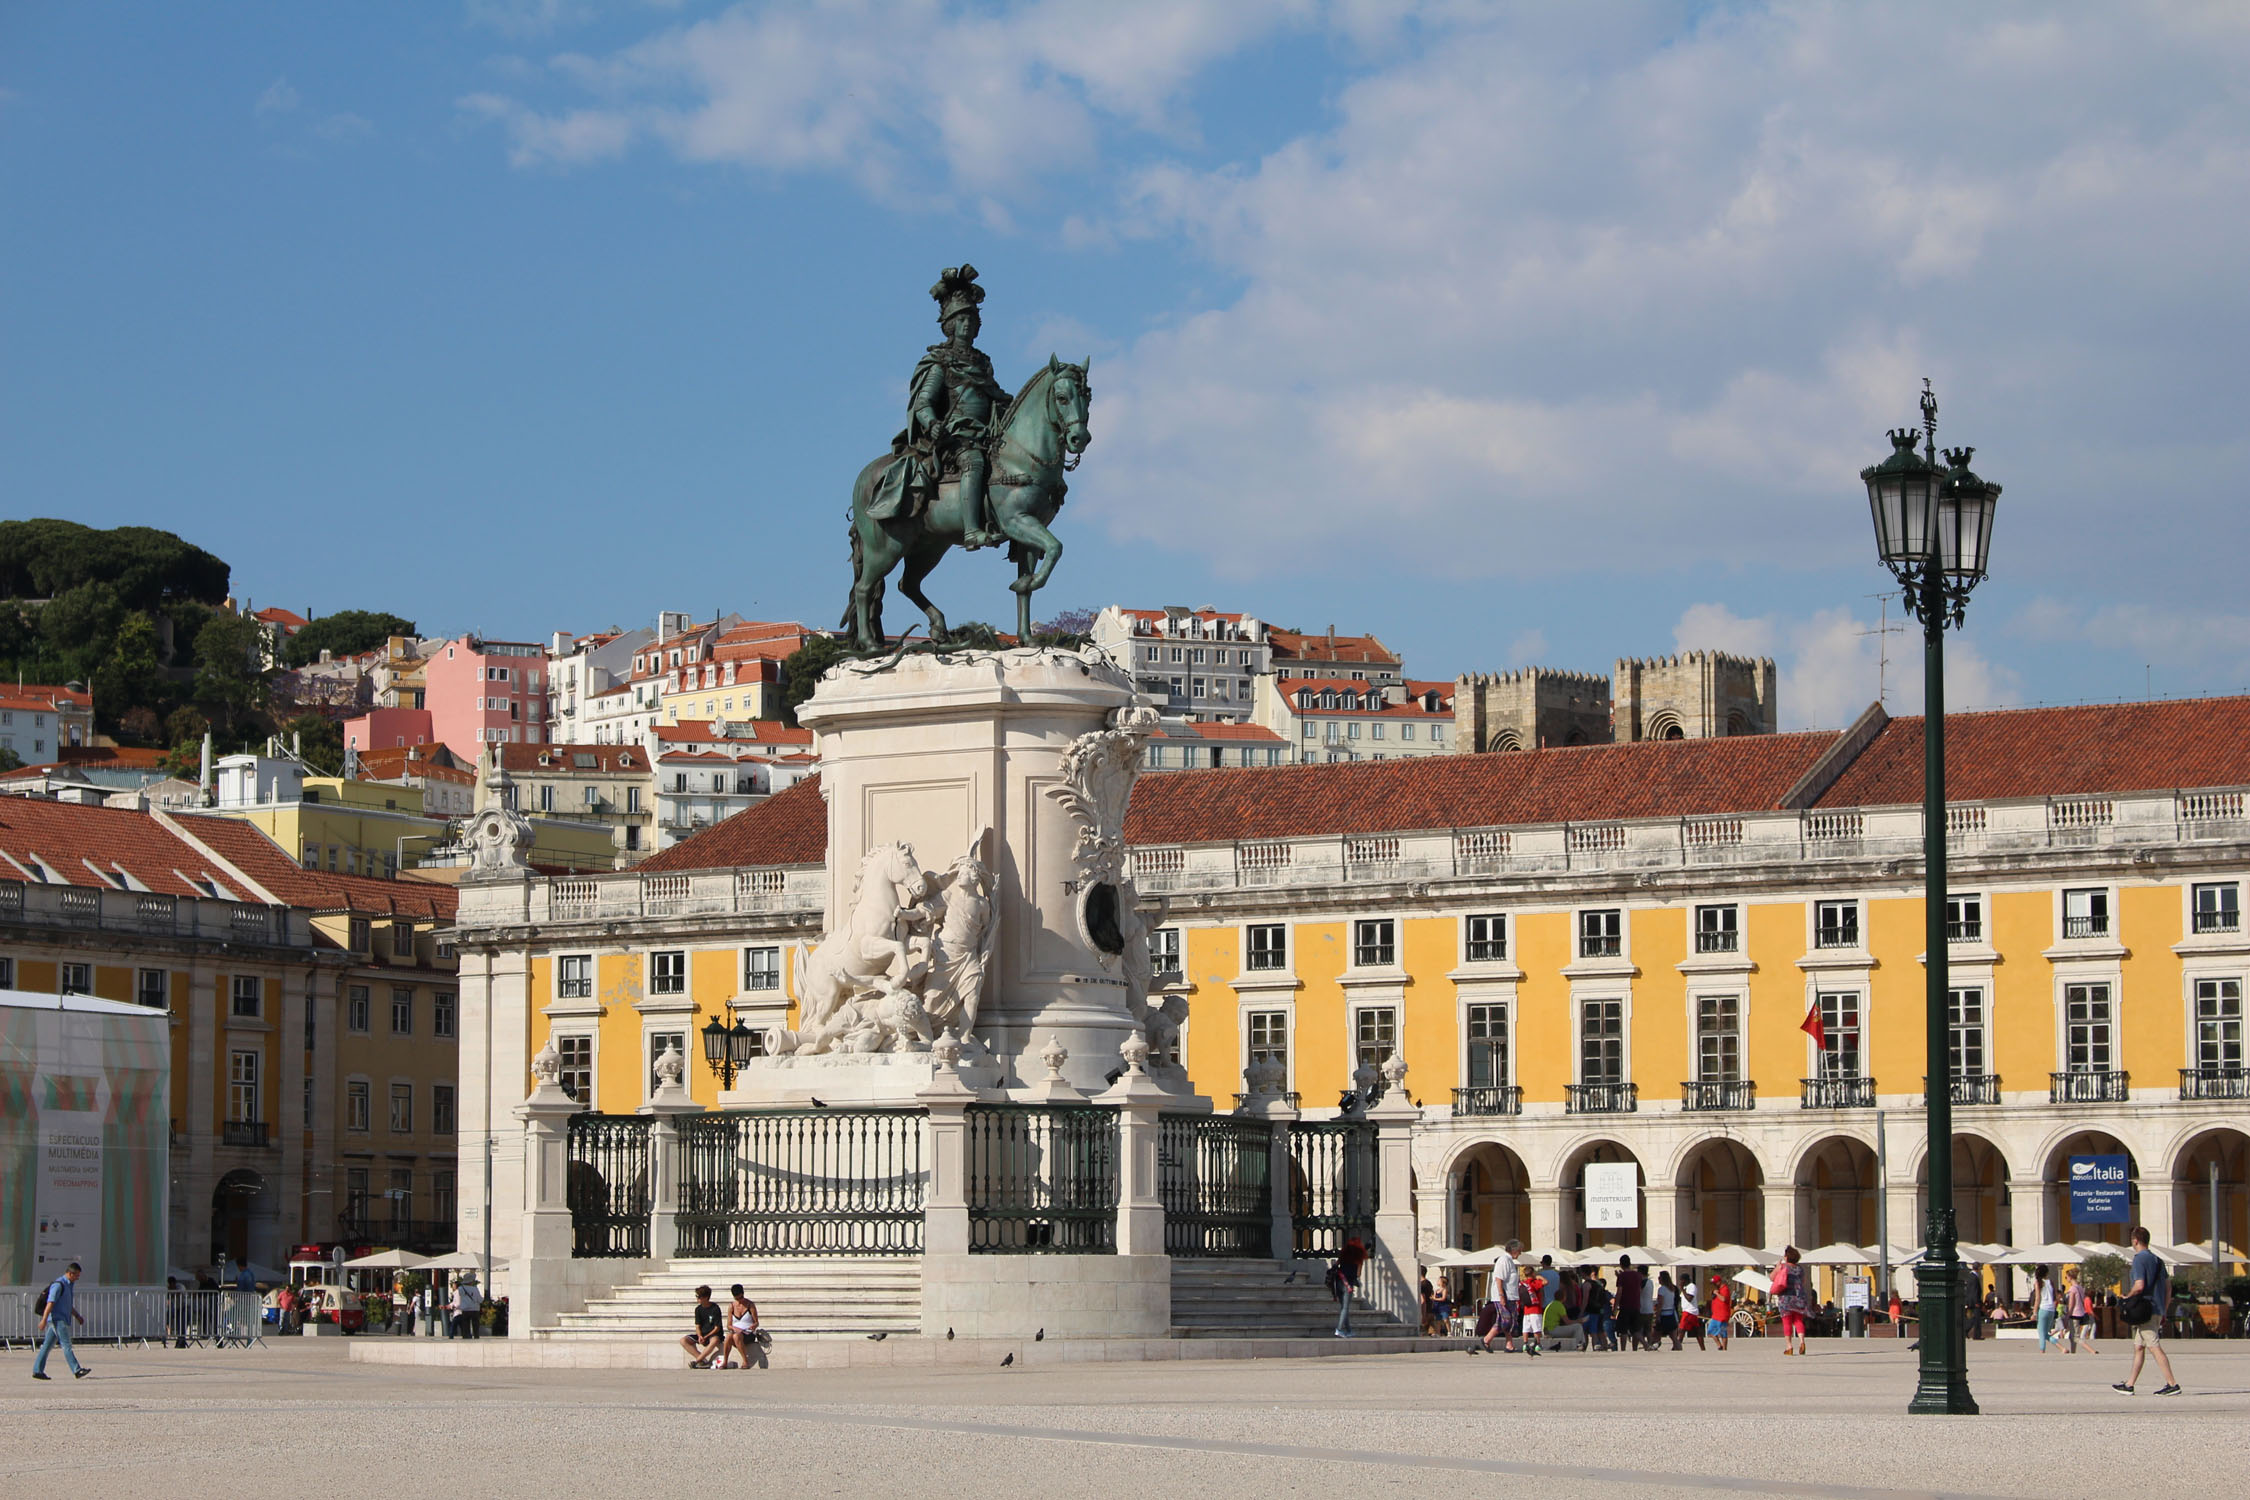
[1681,1079,1755,1112]
[1814,923,1860,949]
[2050,1069,2130,1104]
[1451,1085,1523,1117]
[1578,934,1622,959]
[1694,929,1740,953]
[1947,919,1983,942]
[1288,1120,1377,1260]
[2179,1067,2250,1101]
[2062,914,2110,939]
[965,1104,1119,1254]
[221,1120,272,1148]
[1157,1114,1272,1259]
[1800,1076,1877,1109]
[1231,1091,1302,1110]
[2193,910,2242,935]
[676,1108,926,1257]
[565,1113,653,1258]
[1565,1082,1638,1114]
[1936,1074,2003,1106]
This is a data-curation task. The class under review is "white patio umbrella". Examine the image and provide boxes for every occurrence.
[1585,1244,1668,1265]
[417,1250,508,1274]
[2176,1239,2247,1265]
[1731,1268,1770,1292]
[1676,1243,1776,1268]
[1992,1242,2086,1267]
[339,1248,432,1271]
[1955,1242,2011,1265]
[1796,1243,1877,1267]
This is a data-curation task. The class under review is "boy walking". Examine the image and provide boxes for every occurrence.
[31,1262,90,1380]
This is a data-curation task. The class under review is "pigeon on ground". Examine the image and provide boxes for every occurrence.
[1282,1270,1298,1284]
[809,1097,828,1108]
[866,1331,887,1341]
[1034,1328,1044,1341]
[1001,1353,1014,1367]
[946,1328,954,1340]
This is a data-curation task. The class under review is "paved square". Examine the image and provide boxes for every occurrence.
[7,1337,2242,1499]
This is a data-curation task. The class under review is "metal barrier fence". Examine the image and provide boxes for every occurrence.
[966,1104,1119,1254]
[1288,1120,1378,1260]
[0,1289,266,1348]
[676,1108,926,1257]
[1158,1114,1272,1258]
[567,1113,654,1258]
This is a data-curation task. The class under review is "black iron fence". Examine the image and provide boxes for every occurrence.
[1800,1076,1878,1109]
[2180,1067,2249,1101]
[1936,1074,2002,1106]
[966,1104,1119,1254]
[1158,1114,1272,1258]
[1681,1079,1755,1111]
[1288,1119,1376,1260]
[676,1109,926,1257]
[1451,1085,1523,1117]
[1565,1082,1638,1114]
[566,1114,652,1259]
[2051,1069,2130,1104]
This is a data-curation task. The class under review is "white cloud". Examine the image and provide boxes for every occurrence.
[1670,600,2024,731]
[256,78,300,118]
[1503,628,1547,667]
[466,0,597,39]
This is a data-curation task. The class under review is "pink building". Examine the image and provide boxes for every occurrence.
[343,706,435,753]
[423,636,548,762]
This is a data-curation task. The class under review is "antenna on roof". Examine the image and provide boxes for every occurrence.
[1859,593,1906,705]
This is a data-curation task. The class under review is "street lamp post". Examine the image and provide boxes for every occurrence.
[1862,379,2001,1416]
[701,1006,760,1089]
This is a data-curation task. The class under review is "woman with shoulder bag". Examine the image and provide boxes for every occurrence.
[1772,1246,1811,1356]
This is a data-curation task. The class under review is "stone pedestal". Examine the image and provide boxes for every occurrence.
[796,648,1143,1093]
[639,1070,701,1263]
[515,1082,591,1335]
[1367,1086,1422,1326]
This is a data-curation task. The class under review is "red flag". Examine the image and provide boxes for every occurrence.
[1801,1002,1827,1050]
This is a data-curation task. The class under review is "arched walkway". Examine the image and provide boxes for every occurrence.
[1559,1139,1644,1250]
[2172,1127,2249,1250]
[1674,1138,1765,1249]
[1792,1135,1878,1249]
[1448,1143,1530,1252]
[2043,1131,2138,1248]
[1915,1134,2012,1246]
[210,1168,272,1268]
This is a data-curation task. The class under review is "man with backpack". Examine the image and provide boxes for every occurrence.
[31,1262,90,1380]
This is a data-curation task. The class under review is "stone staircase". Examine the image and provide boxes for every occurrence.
[539,1257,922,1340]
[1169,1258,1415,1339]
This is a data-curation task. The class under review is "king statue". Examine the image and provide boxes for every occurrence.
[867,264,1010,549]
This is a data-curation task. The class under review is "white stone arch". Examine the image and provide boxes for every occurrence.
[1667,1133,1773,1250]
[1781,1125,1880,1189]
[1485,728,1523,754]
[1645,710,1686,741]
[1440,1136,1535,1255]
[1661,1131,1778,1189]
[2161,1119,2250,1181]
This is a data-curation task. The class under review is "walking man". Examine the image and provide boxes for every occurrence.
[2112,1226,2181,1396]
[1481,1239,1523,1353]
[1332,1234,1368,1337]
[31,1262,90,1380]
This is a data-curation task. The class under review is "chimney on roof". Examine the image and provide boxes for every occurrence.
[198,731,213,804]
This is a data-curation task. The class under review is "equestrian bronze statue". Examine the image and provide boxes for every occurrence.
[843,264,1090,652]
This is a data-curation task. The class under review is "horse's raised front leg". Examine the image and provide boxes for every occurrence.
[897,542,950,643]
[996,508,1062,596]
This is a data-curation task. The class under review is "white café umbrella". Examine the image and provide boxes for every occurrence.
[417,1250,509,1275]
[1584,1244,1668,1266]
[1794,1243,1875,1267]
[1955,1242,2011,1266]
[1427,1246,1499,1269]
[1673,1243,1776,1269]
[1731,1268,1771,1293]
[1992,1242,2086,1267]
[2176,1239,2247,1265]
[339,1248,432,1271]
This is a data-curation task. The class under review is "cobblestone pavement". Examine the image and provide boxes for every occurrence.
[6,1337,2244,1499]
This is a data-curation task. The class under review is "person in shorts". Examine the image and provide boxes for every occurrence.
[2112,1226,2180,1396]
[1707,1278,1732,1349]
[680,1285,724,1367]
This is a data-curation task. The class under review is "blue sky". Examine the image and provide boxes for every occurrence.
[5,2,2246,728]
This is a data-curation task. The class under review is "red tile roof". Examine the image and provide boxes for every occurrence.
[0,799,235,897]
[655,719,813,746]
[1152,722,1286,743]
[1117,607,1248,624]
[59,746,167,769]
[169,814,456,918]
[1813,697,2250,808]
[1269,629,1399,666]
[1281,678,1451,717]
[497,744,648,774]
[251,607,309,630]
[637,774,826,870]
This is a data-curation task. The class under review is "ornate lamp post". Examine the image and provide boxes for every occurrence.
[700,1007,759,1089]
[1861,379,2000,1416]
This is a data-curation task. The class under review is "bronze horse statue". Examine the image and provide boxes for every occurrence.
[842,356,1090,652]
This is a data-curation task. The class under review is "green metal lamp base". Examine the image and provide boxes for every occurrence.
[1905,1255,1980,1415]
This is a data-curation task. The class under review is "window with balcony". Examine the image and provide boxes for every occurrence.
[1947,893,1984,943]
[348,985,370,1033]
[1949,987,1987,1079]
[1694,905,1739,954]
[557,1034,593,1104]
[1816,992,1863,1078]
[346,1079,370,1132]
[346,1167,370,1225]
[1466,1003,1509,1086]
[1814,900,1860,949]
[650,950,687,995]
[2193,883,2241,936]
[228,1049,260,1123]
[1247,924,1287,971]
[432,1084,455,1135]
[2063,888,2110,940]
[2065,983,2114,1072]
[1152,927,1181,979]
[391,987,413,1035]
[1579,999,1624,1085]
[2194,979,2242,1072]
[1578,909,1622,959]
[1697,996,1741,1082]
[557,954,593,1000]
[389,1083,412,1133]
[231,975,262,1017]
[1464,913,1507,962]
[1354,1006,1397,1086]
[387,1168,413,1229]
[1352,918,1396,968]
[433,991,455,1038]
[743,946,781,991]
[136,968,168,1009]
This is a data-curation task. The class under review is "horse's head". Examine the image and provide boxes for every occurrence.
[1045,354,1092,458]
[855,840,927,906]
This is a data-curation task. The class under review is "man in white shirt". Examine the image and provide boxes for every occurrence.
[1481,1239,1524,1353]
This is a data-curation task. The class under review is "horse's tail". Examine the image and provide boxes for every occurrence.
[839,510,862,630]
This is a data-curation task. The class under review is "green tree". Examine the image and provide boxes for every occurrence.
[193,612,271,746]
[0,519,228,609]
[0,746,21,774]
[283,610,416,668]
[280,712,344,776]
[778,634,858,727]
[37,580,127,682]
[91,612,168,732]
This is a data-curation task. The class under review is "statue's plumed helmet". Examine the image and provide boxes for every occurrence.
[932,264,986,324]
